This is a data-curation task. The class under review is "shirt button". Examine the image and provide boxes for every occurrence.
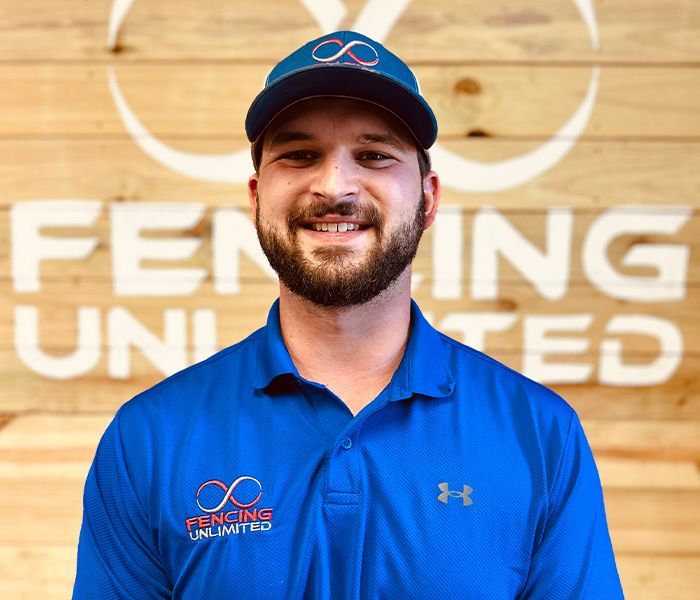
[341,437,353,450]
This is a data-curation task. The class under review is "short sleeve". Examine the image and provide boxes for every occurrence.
[72,407,171,599]
[519,413,625,599]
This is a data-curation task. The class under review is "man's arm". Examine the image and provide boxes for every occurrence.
[519,412,625,599]
[73,407,171,599]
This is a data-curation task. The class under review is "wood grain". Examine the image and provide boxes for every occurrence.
[1,139,699,209]
[1,414,699,597]
[1,1,698,596]
[0,0,698,62]
[0,345,698,416]
[1,206,697,280]
[1,64,699,138]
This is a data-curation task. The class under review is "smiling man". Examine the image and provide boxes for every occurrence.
[73,31,624,599]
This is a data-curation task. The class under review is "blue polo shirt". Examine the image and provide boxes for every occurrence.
[73,299,624,599]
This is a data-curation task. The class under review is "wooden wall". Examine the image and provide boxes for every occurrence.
[1,1,698,597]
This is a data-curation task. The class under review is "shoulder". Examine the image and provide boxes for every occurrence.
[438,329,576,429]
[117,326,265,427]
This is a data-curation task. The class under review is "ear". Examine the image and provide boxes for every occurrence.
[247,173,259,218]
[422,170,441,230]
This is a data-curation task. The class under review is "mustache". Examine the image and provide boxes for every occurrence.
[287,199,384,230]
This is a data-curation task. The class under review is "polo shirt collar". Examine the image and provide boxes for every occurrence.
[389,299,455,401]
[254,299,299,389]
[254,299,455,401]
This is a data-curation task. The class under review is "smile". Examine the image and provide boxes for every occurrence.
[310,222,360,232]
[300,220,372,233]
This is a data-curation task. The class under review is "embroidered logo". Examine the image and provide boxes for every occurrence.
[311,38,380,66]
[437,482,473,506]
[185,475,274,541]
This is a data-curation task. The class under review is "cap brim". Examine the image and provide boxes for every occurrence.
[245,64,437,149]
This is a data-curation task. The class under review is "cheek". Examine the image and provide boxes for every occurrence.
[257,185,291,214]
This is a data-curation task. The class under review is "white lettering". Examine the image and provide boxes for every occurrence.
[432,208,463,299]
[472,207,572,300]
[582,206,691,301]
[14,305,100,379]
[11,200,101,293]
[212,208,276,294]
[192,309,217,363]
[600,315,683,385]
[439,312,517,351]
[111,202,206,296]
[108,307,187,378]
[523,314,593,383]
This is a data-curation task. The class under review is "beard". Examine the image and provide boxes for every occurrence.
[255,192,426,307]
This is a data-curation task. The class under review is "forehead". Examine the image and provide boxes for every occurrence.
[262,97,417,148]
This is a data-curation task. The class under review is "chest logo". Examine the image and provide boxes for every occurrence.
[185,475,274,541]
[438,482,473,506]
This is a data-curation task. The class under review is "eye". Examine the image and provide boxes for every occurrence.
[279,150,316,161]
[358,151,393,162]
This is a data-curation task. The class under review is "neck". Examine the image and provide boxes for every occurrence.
[278,269,413,413]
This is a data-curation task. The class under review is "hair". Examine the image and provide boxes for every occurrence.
[252,135,432,180]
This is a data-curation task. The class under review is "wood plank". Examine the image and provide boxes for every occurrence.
[1,548,698,600]
[615,556,700,600]
[0,548,79,600]
[597,458,700,490]
[1,139,698,209]
[0,414,105,597]
[0,414,698,600]
[0,343,697,416]
[0,0,698,62]
[606,489,700,555]
[0,205,697,281]
[1,414,698,597]
[2,279,698,354]
[582,419,700,461]
[0,256,698,356]
[0,202,696,413]
[556,371,700,421]
[1,65,699,138]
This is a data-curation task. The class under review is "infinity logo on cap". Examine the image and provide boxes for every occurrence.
[312,38,379,66]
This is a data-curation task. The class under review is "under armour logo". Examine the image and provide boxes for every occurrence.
[437,482,473,506]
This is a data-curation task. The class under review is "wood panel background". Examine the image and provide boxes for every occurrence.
[0,1,698,597]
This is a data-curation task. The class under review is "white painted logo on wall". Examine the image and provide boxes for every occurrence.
[106,0,600,191]
[8,2,690,388]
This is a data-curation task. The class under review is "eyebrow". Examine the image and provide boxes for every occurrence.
[355,133,410,153]
[264,130,411,153]
[265,130,314,150]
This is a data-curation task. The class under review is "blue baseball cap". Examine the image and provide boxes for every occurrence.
[245,30,438,150]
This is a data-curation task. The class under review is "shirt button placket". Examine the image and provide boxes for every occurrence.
[325,433,360,504]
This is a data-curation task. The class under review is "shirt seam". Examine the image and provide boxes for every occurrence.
[135,330,264,398]
[523,409,577,585]
[437,331,559,398]
[113,408,171,587]
[528,410,576,560]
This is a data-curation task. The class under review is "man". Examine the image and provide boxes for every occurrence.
[73,31,624,599]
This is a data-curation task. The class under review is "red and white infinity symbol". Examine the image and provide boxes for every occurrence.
[312,38,379,66]
[196,475,263,513]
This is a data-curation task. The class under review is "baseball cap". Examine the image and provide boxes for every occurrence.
[245,30,438,151]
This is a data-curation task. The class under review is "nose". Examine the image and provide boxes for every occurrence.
[309,152,360,203]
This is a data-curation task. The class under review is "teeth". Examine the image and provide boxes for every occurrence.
[310,222,362,232]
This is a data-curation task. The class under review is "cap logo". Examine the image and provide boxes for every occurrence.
[311,38,379,67]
